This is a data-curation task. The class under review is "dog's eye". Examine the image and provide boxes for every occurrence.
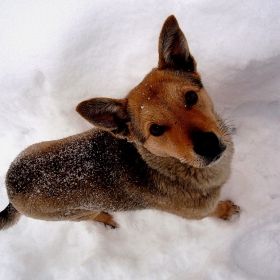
[185,91,198,106]
[150,124,165,136]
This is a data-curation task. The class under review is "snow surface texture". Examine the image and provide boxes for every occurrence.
[0,1,280,279]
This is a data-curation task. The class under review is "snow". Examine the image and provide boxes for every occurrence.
[0,1,280,279]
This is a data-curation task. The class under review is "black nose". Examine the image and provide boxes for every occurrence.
[191,131,225,162]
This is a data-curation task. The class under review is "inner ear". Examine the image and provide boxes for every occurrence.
[76,98,130,137]
[158,15,197,72]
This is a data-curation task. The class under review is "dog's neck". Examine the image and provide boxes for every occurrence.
[135,142,201,180]
[134,141,232,190]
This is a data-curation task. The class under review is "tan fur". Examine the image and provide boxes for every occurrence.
[0,15,240,230]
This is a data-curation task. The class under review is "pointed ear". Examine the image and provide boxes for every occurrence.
[158,15,197,72]
[76,98,130,137]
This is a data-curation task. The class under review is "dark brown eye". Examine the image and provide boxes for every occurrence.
[150,124,165,136]
[185,91,198,106]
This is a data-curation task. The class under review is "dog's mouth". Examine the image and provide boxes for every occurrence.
[202,147,226,166]
[191,131,226,167]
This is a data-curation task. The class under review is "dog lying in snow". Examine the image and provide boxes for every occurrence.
[0,15,240,230]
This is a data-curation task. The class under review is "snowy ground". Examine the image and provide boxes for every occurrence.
[1,1,280,279]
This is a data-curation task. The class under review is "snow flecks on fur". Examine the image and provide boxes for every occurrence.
[6,130,151,216]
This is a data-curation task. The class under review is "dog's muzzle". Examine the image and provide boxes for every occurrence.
[191,131,226,165]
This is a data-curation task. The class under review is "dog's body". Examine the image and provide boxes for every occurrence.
[0,16,240,230]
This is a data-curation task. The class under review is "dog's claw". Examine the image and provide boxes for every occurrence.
[103,222,118,229]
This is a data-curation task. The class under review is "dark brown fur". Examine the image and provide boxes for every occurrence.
[0,15,240,230]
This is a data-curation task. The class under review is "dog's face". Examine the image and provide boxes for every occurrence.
[76,15,231,168]
[126,69,229,168]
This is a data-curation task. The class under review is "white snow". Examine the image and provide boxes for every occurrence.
[1,1,280,279]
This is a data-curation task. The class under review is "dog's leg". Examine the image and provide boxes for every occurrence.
[93,212,118,228]
[209,200,240,220]
[72,210,118,228]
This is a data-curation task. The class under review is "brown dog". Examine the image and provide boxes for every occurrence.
[0,15,240,230]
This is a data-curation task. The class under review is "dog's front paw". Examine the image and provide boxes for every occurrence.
[217,200,241,220]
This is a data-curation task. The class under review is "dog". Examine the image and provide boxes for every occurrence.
[0,15,240,230]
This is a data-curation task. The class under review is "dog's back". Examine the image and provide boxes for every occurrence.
[6,130,153,218]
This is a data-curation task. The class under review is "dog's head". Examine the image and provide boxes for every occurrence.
[77,15,231,168]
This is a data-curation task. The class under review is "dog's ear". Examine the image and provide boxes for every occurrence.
[76,98,130,137]
[158,15,196,72]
